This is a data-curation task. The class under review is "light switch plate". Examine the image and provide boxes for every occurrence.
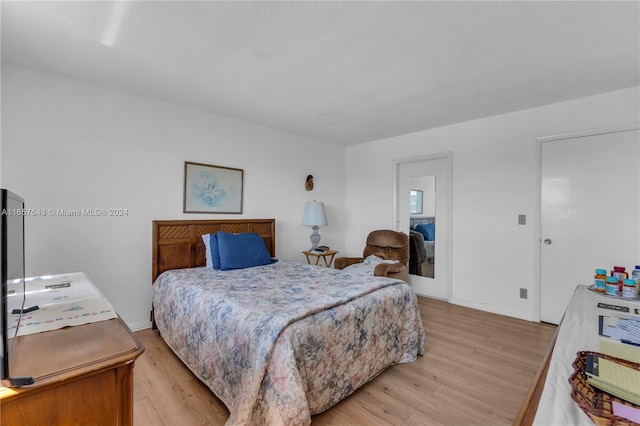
[518,214,526,225]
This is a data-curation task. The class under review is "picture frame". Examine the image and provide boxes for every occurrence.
[409,189,423,214]
[183,161,244,214]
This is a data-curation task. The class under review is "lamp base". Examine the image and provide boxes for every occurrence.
[309,225,321,251]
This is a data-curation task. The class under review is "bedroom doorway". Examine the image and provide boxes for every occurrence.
[394,152,452,300]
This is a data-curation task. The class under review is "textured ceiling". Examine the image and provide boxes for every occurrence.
[1,1,639,146]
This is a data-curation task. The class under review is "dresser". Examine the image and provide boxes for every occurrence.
[0,273,144,425]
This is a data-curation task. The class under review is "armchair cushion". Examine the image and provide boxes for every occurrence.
[374,262,406,277]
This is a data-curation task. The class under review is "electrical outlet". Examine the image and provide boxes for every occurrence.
[520,288,528,299]
[518,214,526,225]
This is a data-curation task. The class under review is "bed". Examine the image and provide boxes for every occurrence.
[151,219,425,426]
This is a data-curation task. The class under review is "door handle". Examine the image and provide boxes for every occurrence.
[543,238,552,245]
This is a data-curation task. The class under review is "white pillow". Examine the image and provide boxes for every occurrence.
[202,234,213,268]
[343,255,399,276]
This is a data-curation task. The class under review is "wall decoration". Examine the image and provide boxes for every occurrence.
[305,175,314,191]
[183,161,243,213]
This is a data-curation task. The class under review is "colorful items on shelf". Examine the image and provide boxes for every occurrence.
[622,279,638,299]
[594,265,640,299]
[594,269,607,292]
[611,266,629,292]
[632,265,640,285]
[605,277,619,296]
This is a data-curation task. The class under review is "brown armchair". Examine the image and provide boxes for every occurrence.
[334,230,409,282]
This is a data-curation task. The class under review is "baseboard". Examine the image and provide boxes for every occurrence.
[449,297,536,322]
[413,289,447,301]
[411,283,448,300]
[127,320,152,331]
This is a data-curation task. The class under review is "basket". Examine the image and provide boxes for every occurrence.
[569,351,640,426]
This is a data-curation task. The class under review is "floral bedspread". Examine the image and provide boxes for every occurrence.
[152,260,425,425]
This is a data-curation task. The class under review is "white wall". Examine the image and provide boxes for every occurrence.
[3,63,638,326]
[1,64,346,330]
[345,86,640,321]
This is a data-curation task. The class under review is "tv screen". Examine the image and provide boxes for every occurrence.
[0,189,26,381]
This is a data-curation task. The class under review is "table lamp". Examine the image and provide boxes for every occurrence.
[302,201,327,251]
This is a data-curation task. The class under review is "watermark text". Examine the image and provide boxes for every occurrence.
[1,208,129,217]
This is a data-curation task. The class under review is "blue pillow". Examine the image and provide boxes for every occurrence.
[415,223,435,241]
[202,233,221,270]
[217,231,272,270]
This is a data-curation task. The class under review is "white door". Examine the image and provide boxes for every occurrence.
[395,153,452,300]
[540,127,640,324]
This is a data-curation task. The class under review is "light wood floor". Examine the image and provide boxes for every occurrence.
[133,297,556,425]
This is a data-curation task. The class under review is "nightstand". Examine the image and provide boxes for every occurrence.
[302,249,338,267]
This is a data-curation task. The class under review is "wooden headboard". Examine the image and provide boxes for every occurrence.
[152,219,276,282]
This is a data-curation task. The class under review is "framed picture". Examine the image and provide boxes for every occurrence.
[409,190,423,214]
[183,161,243,214]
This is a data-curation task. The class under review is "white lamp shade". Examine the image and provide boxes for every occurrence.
[302,201,328,226]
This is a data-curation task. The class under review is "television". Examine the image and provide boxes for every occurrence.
[0,189,27,383]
